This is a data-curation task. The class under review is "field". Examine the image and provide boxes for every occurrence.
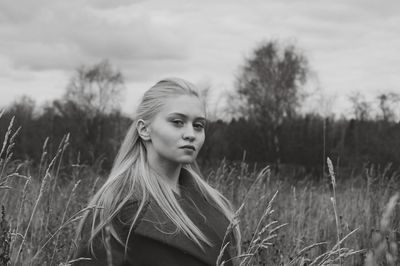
[1,117,400,266]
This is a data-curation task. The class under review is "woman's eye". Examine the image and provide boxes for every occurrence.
[194,123,205,130]
[172,120,184,126]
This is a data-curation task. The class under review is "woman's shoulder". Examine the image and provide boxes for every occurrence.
[72,199,151,264]
[114,199,150,226]
[76,199,150,243]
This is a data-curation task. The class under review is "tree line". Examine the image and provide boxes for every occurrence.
[1,41,399,178]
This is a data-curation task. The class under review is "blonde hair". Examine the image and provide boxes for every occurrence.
[75,77,240,255]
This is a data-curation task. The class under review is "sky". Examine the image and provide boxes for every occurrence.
[1,0,399,118]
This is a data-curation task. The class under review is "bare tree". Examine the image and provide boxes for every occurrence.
[348,92,372,121]
[64,59,125,116]
[9,96,36,120]
[377,92,400,122]
[61,60,125,162]
[233,40,309,170]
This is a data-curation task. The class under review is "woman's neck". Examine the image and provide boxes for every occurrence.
[147,152,182,194]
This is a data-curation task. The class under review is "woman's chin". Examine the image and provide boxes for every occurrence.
[177,156,196,164]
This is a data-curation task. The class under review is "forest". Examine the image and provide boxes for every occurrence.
[1,42,399,177]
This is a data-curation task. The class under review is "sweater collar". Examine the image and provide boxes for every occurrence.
[133,168,232,265]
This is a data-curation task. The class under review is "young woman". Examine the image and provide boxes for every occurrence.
[72,78,240,266]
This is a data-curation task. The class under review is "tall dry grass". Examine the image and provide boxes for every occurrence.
[1,114,400,265]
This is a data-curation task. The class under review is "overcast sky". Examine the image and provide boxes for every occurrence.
[1,0,399,118]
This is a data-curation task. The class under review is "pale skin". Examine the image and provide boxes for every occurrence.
[136,95,206,195]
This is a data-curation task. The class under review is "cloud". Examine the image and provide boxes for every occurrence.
[1,0,399,116]
[86,0,143,9]
[0,0,190,75]
[0,0,50,24]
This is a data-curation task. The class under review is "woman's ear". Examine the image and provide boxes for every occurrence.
[136,119,151,141]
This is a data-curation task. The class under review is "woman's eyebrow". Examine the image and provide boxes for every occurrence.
[168,112,206,121]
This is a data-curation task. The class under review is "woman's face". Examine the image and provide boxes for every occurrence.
[146,94,206,165]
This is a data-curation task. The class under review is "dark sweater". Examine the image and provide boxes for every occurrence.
[72,169,235,266]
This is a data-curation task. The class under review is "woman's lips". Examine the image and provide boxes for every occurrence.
[180,145,196,151]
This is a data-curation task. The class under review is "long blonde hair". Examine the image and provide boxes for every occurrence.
[75,78,240,254]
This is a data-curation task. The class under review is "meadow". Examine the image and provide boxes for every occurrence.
[1,114,400,266]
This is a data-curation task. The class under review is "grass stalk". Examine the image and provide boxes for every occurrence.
[327,157,342,265]
[49,179,81,265]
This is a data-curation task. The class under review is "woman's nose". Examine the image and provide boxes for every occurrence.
[183,126,195,141]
